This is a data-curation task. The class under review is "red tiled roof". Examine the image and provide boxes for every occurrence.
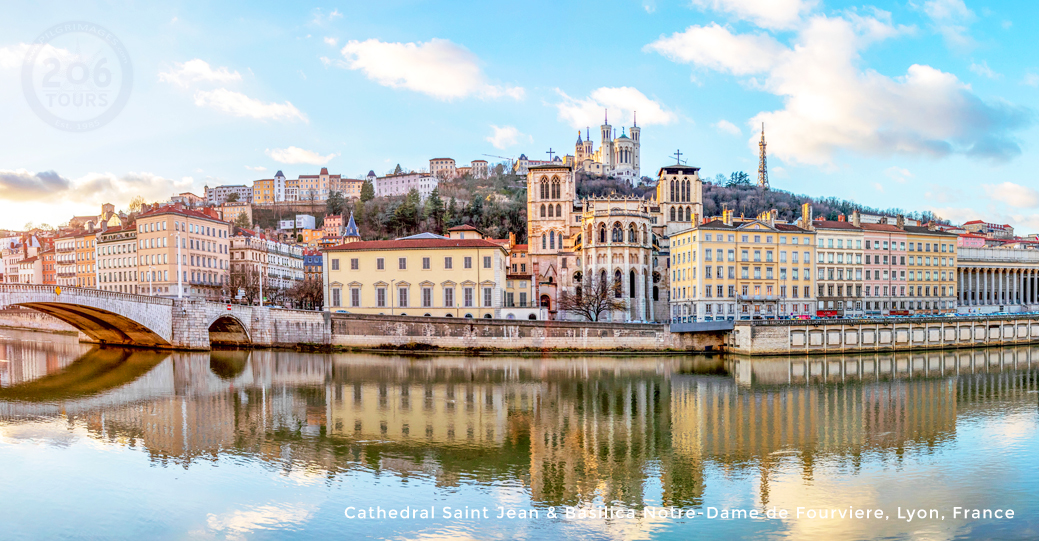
[859,223,903,232]
[324,238,507,251]
[139,204,228,223]
[19,256,38,263]
[448,224,481,231]
[813,220,862,230]
[512,244,529,251]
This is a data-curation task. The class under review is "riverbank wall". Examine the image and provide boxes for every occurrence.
[0,308,88,338]
[730,315,1039,355]
[329,313,726,351]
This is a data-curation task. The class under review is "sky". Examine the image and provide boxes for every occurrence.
[0,0,1037,232]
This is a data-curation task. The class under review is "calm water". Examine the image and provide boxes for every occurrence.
[1,330,1037,540]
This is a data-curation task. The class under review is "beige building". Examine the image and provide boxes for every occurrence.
[429,157,456,180]
[136,205,231,299]
[323,237,509,318]
[97,225,139,294]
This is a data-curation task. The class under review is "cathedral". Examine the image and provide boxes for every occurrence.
[525,161,702,322]
[569,112,641,186]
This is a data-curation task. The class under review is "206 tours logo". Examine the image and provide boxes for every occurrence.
[21,21,133,132]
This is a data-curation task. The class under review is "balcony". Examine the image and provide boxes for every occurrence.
[737,294,779,301]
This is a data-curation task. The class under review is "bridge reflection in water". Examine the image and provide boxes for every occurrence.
[1,328,1037,510]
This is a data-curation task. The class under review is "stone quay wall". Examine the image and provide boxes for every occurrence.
[730,315,1039,355]
[0,308,84,337]
[329,313,725,351]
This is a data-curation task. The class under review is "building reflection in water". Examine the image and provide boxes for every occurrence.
[1,328,1037,510]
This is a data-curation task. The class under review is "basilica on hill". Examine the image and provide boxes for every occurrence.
[569,111,642,186]
[525,159,703,323]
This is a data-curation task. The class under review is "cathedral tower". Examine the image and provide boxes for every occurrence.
[600,110,614,171]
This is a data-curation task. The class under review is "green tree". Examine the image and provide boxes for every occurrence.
[727,171,752,187]
[233,212,250,229]
[427,187,445,233]
[326,191,346,216]
[393,163,403,175]
[226,193,240,202]
[360,180,375,202]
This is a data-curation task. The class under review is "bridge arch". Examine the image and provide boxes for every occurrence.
[1,285,174,348]
[208,314,252,347]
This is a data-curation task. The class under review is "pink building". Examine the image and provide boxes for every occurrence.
[958,233,986,248]
[861,222,907,315]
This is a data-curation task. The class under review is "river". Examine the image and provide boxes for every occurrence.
[0,329,1037,540]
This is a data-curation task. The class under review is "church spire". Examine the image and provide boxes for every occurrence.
[757,123,770,190]
[633,111,637,127]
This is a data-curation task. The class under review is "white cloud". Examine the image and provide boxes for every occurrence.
[689,0,817,30]
[648,14,1032,165]
[244,166,267,172]
[714,119,742,135]
[0,169,192,205]
[0,42,75,69]
[969,61,1000,79]
[329,9,342,20]
[158,59,241,88]
[646,23,786,76]
[1002,20,1012,29]
[265,147,337,165]
[872,182,885,192]
[337,38,523,100]
[884,166,913,183]
[486,125,528,149]
[982,182,1039,209]
[323,37,338,47]
[1022,73,1039,87]
[193,89,307,122]
[554,87,676,129]
[922,0,975,50]
[642,0,656,13]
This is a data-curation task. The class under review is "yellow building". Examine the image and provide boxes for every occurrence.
[300,228,325,247]
[322,237,509,318]
[252,179,274,204]
[220,202,252,227]
[670,209,817,322]
[904,225,958,314]
[341,179,363,200]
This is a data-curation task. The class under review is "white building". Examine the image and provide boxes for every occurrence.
[295,215,316,230]
[570,112,641,186]
[375,172,439,199]
[96,225,139,294]
[204,185,253,206]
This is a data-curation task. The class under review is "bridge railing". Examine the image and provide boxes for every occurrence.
[0,284,175,306]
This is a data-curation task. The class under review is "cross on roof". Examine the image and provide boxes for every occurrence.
[671,149,686,165]
[546,148,556,161]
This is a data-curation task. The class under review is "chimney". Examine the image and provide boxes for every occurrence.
[880,216,888,225]
[851,209,861,227]
[896,214,905,228]
[838,213,846,222]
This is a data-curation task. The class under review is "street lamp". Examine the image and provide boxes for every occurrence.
[175,231,182,298]
[148,265,154,296]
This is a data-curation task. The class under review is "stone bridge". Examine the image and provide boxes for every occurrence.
[0,284,329,350]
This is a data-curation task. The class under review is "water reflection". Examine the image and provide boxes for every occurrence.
[1,328,1037,539]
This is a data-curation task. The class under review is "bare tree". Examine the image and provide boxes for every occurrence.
[228,266,261,305]
[287,278,323,310]
[558,274,627,322]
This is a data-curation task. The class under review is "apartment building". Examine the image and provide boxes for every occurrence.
[97,225,139,294]
[861,222,907,316]
[323,237,509,318]
[41,249,55,285]
[813,218,864,317]
[137,205,231,299]
[230,230,304,302]
[74,232,97,288]
[670,209,816,322]
[904,226,958,314]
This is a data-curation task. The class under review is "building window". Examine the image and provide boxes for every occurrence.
[444,287,455,307]
[445,257,453,269]
[422,257,430,270]
[332,288,341,307]
[377,288,386,307]
[398,288,408,308]
[399,257,407,270]
[464,287,474,307]
[483,256,491,269]
[464,257,472,269]
[483,287,492,307]
[422,287,432,307]
[350,288,360,307]
[377,258,385,270]
[350,258,359,270]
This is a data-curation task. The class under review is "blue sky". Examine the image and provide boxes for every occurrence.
[0,0,1037,232]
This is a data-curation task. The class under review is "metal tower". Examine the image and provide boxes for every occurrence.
[757,123,769,190]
